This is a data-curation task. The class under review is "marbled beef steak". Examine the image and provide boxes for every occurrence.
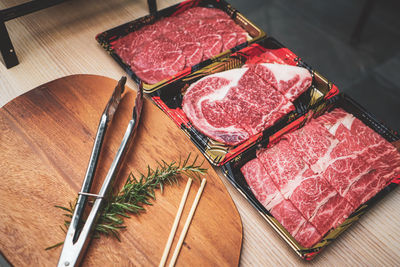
[182,63,312,145]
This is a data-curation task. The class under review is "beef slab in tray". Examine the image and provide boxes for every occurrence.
[222,93,400,260]
[95,0,265,92]
[149,37,339,166]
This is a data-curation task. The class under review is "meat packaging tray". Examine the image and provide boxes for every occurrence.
[222,92,400,260]
[95,0,265,92]
[149,37,339,166]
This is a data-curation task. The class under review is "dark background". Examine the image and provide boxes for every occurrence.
[230,0,400,131]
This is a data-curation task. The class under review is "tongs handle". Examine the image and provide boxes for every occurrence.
[77,77,126,220]
[58,78,143,267]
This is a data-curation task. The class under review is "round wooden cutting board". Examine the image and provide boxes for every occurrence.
[0,75,243,266]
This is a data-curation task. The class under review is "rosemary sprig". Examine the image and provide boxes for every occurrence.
[47,154,206,250]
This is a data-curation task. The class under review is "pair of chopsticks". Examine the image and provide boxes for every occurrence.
[159,178,207,267]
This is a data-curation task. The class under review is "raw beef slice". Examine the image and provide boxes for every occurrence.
[241,158,281,208]
[182,64,311,145]
[248,63,312,102]
[240,108,400,248]
[321,113,400,208]
[287,169,353,235]
[241,158,322,247]
[113,7,249,84]
[284,121,339,172]
[258,141,353,236]
[271,198,322,248]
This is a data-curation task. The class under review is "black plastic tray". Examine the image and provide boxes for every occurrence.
[222,92,400,260]
[148,37,339,166]
[95,0,265,92]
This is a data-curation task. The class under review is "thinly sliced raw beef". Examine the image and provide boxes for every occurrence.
[293,221,322,248]
[246,50,287,65]
[271,198,322,248]
[182,64,312,145]
[219,32,238,50]
[257,139,307,194]
[249,63,312,101]
[241,158,322,248]
[241,108,400,247]
[287,169,353,235]
[258,141,353,236]
[322,114,400,208]
[112,7,249,84]
[314,108,352,135]
[199,34,223,59]
[181,42,203,68]
[178,7,229,20]
[129,37,185,84]
[284,121,339,172]
[241,158,281,208]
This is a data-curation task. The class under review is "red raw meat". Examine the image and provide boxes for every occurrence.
[182,64,312,145]
[294,222,323,248]
[288,169,353,235]
[178,7,229,20]
[257,139,307,193]
[314,108,350,135]
[181,42,203,68]
[220,32,238,50]
[309,193,354,234]
[324,117,400,208]
[249,63,312,102]
[271,199,321,248]
[258,140,353,236]
[323,155,369,204]
[241,158,322,248]
[345,158,400,208]
[245,50,287,65]
[241,108,400,248]
[113,7,249,84]
[182,76,251,145]
[182,67,293,145]
[126,36,186,84]
[284,121,338,172]
[199,34,223,59]
[241,158,281,209]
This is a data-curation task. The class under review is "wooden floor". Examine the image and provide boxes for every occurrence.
[1,0,400,266]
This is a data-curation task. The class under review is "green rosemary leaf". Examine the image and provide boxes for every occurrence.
[105,215,123,224]
[115,211,131,218]
[111,229,121,242]
[45,241,64,250]
[59,225,66,234]
[55,205,72,213]
[50,154,207,250]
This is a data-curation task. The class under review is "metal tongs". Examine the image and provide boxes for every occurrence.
[57,77,143,267]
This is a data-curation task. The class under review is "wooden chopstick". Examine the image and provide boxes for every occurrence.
[159,178,193,267]
[168,178,207,267]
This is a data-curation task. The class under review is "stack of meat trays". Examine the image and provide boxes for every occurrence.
[222,93,400,259]
[148,37,339,165]
[96,0,265,92]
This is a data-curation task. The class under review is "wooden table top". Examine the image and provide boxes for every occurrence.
[1,0,399,265]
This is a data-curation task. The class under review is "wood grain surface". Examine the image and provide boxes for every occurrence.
[1,0,400,266]
[0,75,243,266]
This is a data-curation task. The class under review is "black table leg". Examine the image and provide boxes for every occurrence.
[0,0,70,69]
[0,19,19,69]
[147,0,157,15]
